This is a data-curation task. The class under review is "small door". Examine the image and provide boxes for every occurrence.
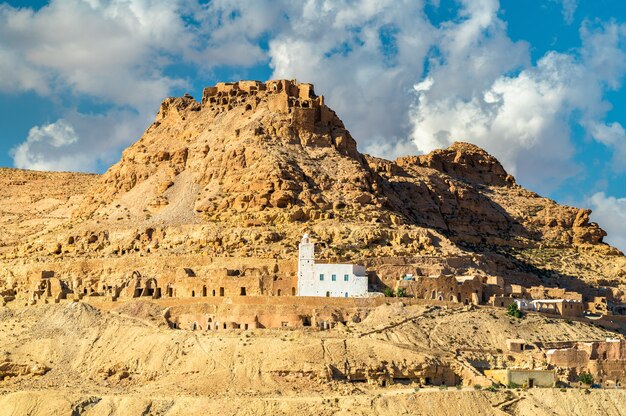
[528,378,534,388]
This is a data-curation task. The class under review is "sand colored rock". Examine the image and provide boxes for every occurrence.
[1,81,623,304]
[0,301,623,415]
[1,80,626,414]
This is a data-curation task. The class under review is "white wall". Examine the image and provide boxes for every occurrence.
[297,236,368,298]
[297,238,315,296]
[299,263,368,297]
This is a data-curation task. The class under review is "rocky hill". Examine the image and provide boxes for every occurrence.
[0,168,97,248]
[0,80,623,301]
[2,80,626,416]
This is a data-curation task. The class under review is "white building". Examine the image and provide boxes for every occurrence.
[514,299,534,311]
[297,234,369,297]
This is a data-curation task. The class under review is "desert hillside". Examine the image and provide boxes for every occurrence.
[0,80,624,301]
[1,80,626,415]
[0,301,624,416]
[0,168,97,248]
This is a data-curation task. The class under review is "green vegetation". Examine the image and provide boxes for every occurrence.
[506,382,519,389]
[507,302,523,318]
[578,372,594,385]
[383,287,408,297]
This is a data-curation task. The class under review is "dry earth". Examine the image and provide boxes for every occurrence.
[0,300,624,415]
[1,80,626,415]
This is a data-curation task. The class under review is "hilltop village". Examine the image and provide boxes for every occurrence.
[2,229,626,389]
[4,231,624,325]
[1,80,626,408]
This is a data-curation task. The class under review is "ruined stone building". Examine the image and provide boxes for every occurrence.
[547,339,626,386]
[396,274,483,305]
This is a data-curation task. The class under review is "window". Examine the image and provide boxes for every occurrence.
[332,274,336,281]
[320,274,324,281]
[345,293,348,298]
[344,274,349,281]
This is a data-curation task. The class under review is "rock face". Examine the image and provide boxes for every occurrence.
[0,169,97,248]
[75,80,374,227]
[0,79,624,302]
[70,80,608,247]
[2,80,626,415]
[412,141,515,187]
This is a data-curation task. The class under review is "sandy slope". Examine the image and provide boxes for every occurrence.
[0,301,623,415]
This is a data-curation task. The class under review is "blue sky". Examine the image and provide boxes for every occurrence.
[1,0,626,250]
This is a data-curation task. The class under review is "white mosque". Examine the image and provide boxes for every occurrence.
[297,233,369,297]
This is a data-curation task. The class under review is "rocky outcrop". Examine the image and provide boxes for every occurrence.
[0,80,624,301]
[0,360,49,379]
[74,80,379,229]
[408,141,515,187]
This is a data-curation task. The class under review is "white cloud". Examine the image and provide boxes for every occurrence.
[558,0,577,24]
[3,0,626,192]
[586,121,626,172]
[0,0,196,109]
[588,192,626,253]
[12,119,84,171]
[0,0,203,171]
[411,52,580,189]
[267,0,436,159]
[11,109,150,172]
[409,20,626,193]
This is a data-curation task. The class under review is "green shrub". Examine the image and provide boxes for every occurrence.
[578,372,594,385]
[396,287,407,298]
[473,385,482,390]
[383,288,394,297]
[506,303,523,319]
[506,382,519,389]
